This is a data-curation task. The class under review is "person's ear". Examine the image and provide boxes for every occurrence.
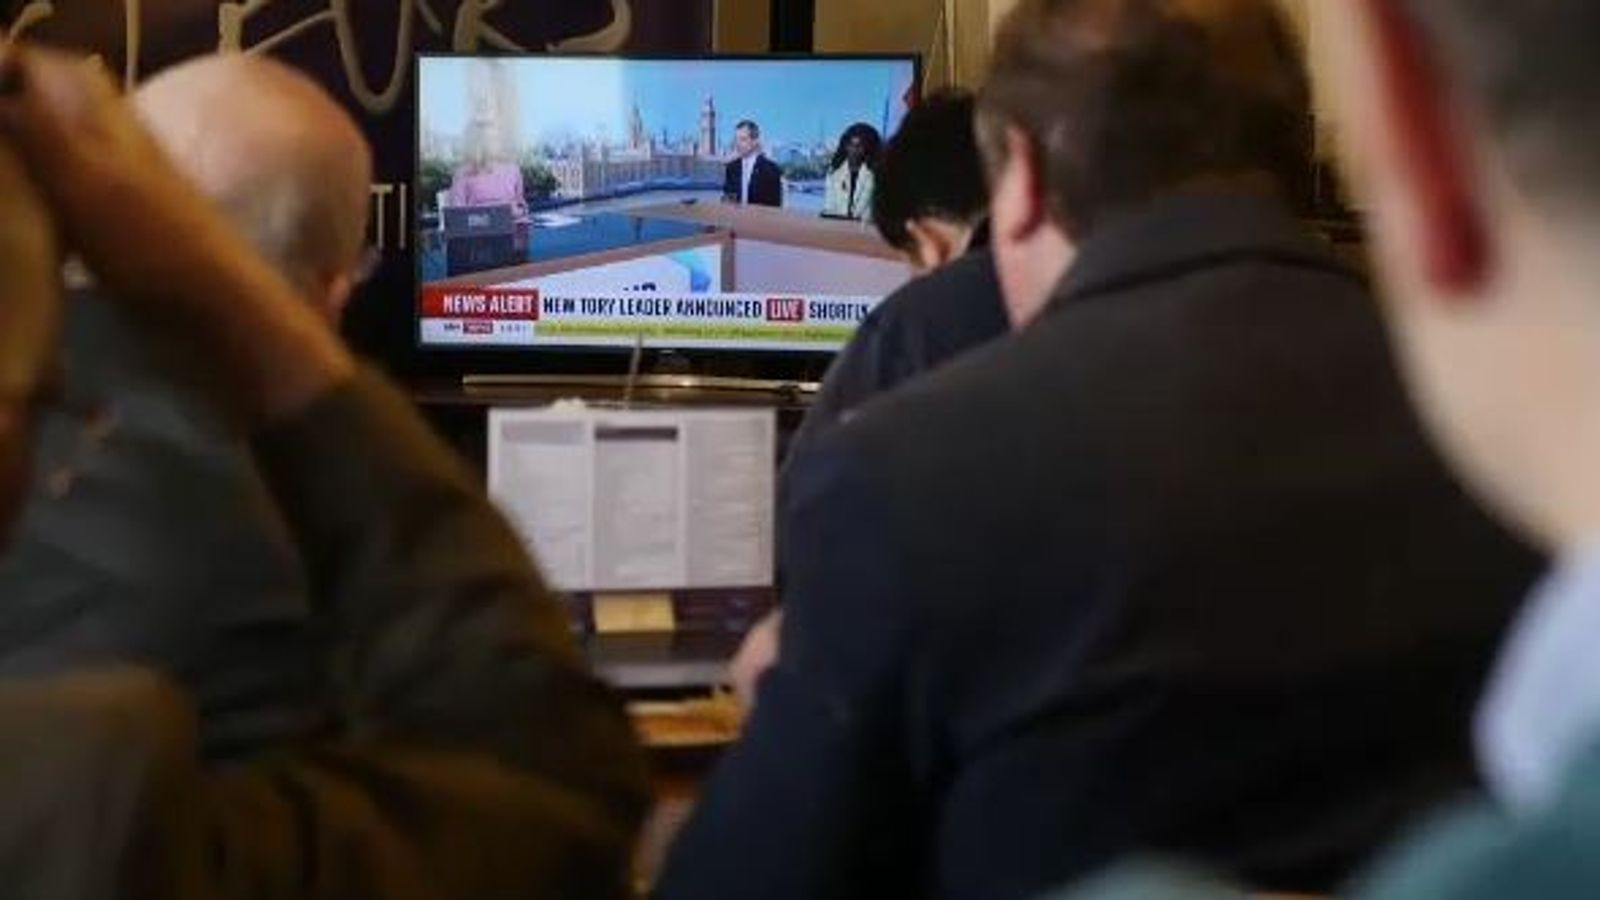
[905,218,955,271]
[1361,0,1490,296]
[990,125,1050,247]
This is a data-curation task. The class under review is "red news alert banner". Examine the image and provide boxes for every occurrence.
[419,287,880,351]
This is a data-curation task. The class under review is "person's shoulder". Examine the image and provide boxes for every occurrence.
[1350,737,1600,900]
[780,328,1059,618]
[885,250,1000,312]
[834,259,1132,460]
[819,321,1038,479]
[59,288,149,385]
[59,288,238,449]
[805,251,1006,409]
[863,251,1008,359]
[810,233,1374,494]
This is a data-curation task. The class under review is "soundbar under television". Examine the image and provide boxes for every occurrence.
[415,54,919,354]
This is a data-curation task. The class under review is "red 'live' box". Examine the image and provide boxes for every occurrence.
[764,297,806,322]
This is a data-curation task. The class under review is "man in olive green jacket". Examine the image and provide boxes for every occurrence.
[0,46,647,900]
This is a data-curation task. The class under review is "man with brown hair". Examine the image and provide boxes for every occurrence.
[1055,1,1600,898]
[656,2,1537,898]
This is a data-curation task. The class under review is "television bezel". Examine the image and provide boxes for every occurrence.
[411,50,924,381]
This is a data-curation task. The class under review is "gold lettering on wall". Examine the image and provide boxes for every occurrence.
[123,0,139,85]
[218,0,415,113]
[0,1,56,49]
[5,2,642,253]
[451,0,523,52]
[367,181,412,252]
[369,182,394,250]
[397,181,408,250]
[216,0,632,114]
[4,2,635,111]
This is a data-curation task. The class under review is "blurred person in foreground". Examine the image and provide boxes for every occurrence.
[657,1,1539,898]
[1052,1,1600,898]
[733,91,1010,705]
[0,46,647,900]
[0,53,373,759]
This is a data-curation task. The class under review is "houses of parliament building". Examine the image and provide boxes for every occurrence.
[547,95,733,200]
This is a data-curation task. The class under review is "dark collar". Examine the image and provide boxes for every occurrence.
[1046,192,1352,315]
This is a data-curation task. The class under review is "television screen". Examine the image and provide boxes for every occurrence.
[415,54,919,353]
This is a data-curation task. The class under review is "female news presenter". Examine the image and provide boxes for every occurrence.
[821,122,882,220]
[445,112,528,219]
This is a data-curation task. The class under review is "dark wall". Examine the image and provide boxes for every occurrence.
[769,0,813,51]
[2,0,715,374]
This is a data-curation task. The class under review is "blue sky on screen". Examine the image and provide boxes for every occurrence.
[421,57,916,153]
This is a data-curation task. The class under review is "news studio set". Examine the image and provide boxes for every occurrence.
[415,54,917,358]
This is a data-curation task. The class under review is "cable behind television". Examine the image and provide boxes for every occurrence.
[623,332,645,409]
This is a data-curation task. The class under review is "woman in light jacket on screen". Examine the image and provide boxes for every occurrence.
[822,122,882,220]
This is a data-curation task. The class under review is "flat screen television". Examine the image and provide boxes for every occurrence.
[414,53,920,372]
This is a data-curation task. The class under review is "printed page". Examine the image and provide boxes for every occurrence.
[592,421,685,589]
[487,414,594,591]
[488,406,776,592]
[683,412,776,587]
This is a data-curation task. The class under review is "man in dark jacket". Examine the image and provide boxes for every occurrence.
[1049,2,1600,899]
[787,90,1008,453]
[0,46,647,900]
[722,119,784,207]
[734,93,1010,704]
[657,2,1539,899]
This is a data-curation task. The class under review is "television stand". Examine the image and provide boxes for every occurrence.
[457,374,818,409]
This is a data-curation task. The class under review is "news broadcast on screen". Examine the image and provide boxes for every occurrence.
[415,54,919,352]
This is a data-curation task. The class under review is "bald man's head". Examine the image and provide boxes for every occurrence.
[134,55,371,319]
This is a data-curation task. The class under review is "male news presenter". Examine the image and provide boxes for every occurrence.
[723,119,783,207]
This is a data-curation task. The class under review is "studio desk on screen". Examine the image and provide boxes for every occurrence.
[421,201,908,302]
